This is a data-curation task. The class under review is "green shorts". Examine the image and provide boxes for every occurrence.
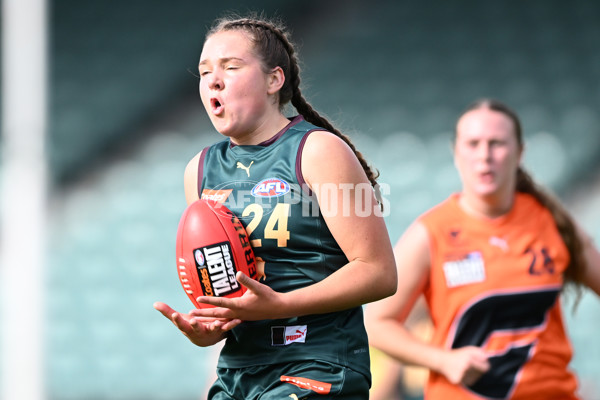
[208,360,370,399]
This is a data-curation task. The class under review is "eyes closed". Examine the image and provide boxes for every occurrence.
[199,58,244,78]
[463,139,507,149]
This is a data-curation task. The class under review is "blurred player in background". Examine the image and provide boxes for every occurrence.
[369,297,432,400]
[154,13,397,399]
[366,98,600,399]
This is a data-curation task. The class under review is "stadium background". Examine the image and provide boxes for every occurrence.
[2,0,600,398]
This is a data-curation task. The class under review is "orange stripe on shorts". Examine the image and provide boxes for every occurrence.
[280,375,332,395]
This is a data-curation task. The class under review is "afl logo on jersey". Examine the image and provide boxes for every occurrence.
[251,178,290,198]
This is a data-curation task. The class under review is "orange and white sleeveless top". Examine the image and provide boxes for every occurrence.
[419,193,578,400]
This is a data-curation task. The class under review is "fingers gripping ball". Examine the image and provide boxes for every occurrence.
[176,200,257,308]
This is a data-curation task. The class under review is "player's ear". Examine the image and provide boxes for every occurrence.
[267,66,285,95]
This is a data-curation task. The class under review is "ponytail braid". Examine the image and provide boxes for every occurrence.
[289,87,382,193]
[516,167,585,299]
[207,14,382,199]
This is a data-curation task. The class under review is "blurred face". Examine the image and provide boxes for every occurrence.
[454,108,523,200]
[198,30,273,139]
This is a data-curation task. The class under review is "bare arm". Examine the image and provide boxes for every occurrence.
[365,221,441,369]
[283,131,398,311]
[183,151,202,205]
[365,221,489,385]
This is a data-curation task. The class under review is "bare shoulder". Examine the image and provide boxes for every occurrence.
[395,221,431,272]
[367,221,432,321]
[302,130,356,160]
[184,151,202,205]
[301,130,367,187]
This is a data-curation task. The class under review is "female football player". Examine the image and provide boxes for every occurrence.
[154,14,397,399]
[365,99,600,399]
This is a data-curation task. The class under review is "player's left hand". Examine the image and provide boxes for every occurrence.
[190,271,288,321]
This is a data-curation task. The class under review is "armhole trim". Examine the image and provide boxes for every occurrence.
[197,146,210,199]
[295,129,319,196]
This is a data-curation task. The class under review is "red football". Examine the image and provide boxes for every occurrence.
[175,199,257,308]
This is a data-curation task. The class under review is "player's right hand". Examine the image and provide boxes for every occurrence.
[439,346,490,386]
[153,301,241,347]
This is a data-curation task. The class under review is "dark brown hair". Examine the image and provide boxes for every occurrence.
[205,14,381,194]
[457,98,586,299]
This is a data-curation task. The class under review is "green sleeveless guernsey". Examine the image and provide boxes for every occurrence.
[197,116,370,381]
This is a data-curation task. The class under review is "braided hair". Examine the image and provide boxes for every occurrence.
[205,14,381,194]
[457,99,586,301]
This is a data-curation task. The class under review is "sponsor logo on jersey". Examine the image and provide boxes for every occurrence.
[251,178,290,198]
[280,375,331,395]
[285,326,307,344]
[201,188,233,204]
[194,241,240,297]
[443,251,486,288]
[236,160,254,177]
[489,236,509,252]
[271,325,308,346]
[448,227,470,246]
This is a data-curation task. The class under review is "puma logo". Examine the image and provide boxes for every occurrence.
[236,161,254,177]
[289,395,298,400]
[489,236,508,252]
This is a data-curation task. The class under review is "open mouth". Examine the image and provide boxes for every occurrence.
[210,98,223,115]
[479,171,495,183]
